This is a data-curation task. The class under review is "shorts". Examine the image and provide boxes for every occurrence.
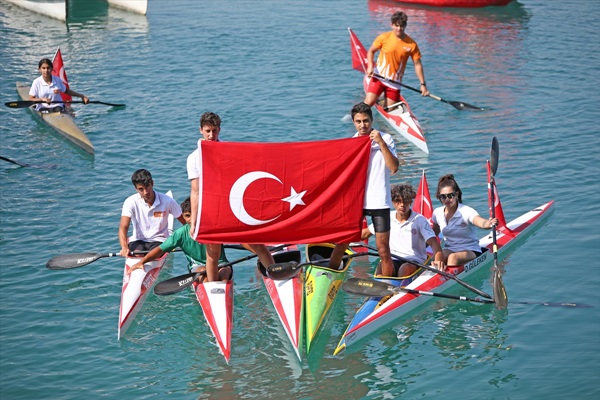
[366,77,400,102]
[364,208,391,233]
[128,240,162,253]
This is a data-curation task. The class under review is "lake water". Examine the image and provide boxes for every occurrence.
[1,0,599,398]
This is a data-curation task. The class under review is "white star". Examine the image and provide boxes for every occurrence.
[282,187,307,211]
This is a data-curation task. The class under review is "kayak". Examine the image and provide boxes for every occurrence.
[192,277,234,363]
[349,28,428,154]
[304,243,354,354]
[384,0,512,8]
[257,245,304,360]
[117,191,174,339]
[15,82,94,155]
[334,166,555,354]
[106,0,148,15]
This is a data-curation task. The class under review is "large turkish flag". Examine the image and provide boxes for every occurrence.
[193,136,371,244]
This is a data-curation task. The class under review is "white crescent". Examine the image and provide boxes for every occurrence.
[229,171,282,226]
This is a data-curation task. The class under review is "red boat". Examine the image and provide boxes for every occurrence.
[384,0,512,7]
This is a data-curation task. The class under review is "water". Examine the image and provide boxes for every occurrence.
[1,0,599,398]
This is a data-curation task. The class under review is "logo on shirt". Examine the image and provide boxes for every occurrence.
[153,211,166,218]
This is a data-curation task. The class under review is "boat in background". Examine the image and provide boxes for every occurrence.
[304,243,354,354]
[3,0,66,20]
[349,28,428,154]
[334,163,554,354]
[381,0,512,8]
[106,0,147,15]
[257,245,304,360]
[118,191,174,339]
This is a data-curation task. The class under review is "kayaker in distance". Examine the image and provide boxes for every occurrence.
[432,174,498,266]
[328,102,399,276]
[186,112,275,282]
[127,197,231,281]
[118,169,186,257]
[365,11,429,109]
[29,57,89,113]
[362,183,445,277]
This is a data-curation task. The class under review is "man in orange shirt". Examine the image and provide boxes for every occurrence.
[365,11,430,109]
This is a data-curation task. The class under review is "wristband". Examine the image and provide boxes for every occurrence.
[420,82,426,86]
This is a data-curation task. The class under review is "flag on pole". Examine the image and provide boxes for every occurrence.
[412,169,433,222]
[52,47,72,102]
[349,28,368,73]
[192,136,371,244]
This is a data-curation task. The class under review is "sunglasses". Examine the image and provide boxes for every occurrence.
[438,192,457,201]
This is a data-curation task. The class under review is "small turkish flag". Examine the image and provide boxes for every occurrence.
[194,136,371,244]
[349,28,368,74]
[52,48,72,102]
[413,169,433,222]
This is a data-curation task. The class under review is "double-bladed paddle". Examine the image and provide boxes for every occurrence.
[373,73,485,111]
[266,251,371,280]
[5,100,126,108]
[353,243,492,300]
[0,155,57,169]
[342,277,592,308]
[46,249,182,270]
[490,137,509,309]
[153,243,289,296]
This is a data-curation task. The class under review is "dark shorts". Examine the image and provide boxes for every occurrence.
[128,240,162,253]
[364,208,391,233]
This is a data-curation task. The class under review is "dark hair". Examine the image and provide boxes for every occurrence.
[391,184,416,204]
[131,169,153,187]
[391,12,408,27]
[200,112,221,128]
[351,102,373,121]
[436,174,463,203]
[38,58,53,69]
[180,197,191,213]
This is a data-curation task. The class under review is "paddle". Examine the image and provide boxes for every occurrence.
[372,73,485,111]
[45,249,178,270]
[342,278,592,308]
[153,243,289,296]
[266,251,370,280]
[1,155,57,169]
[490,137,508,309]
[5,100,126,108]
[354,243,492,299]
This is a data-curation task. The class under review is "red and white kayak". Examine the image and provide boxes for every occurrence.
[334,164,554,354]
[383,0,512,8]
[349,28,428,154]
[257,245,304,360]
[192,278,234,363]
[117,191,174,340]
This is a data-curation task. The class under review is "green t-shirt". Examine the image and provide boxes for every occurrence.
[159,224,228,268]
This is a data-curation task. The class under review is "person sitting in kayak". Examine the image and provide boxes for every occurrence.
[119,169,187,257]
[432,174,498,267]
[328,102,399,276]
[29,58,89,113]
[187,111,275,282]
[365,11,429,109]
[128,197,231,281]
[362,183,445,277]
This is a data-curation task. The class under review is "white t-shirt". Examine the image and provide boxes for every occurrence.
[369,210,435,263]
[432,203,481,253]
[187,147,200,180]
[121,190,182,242]
[29,75,67,111]
[353,131,396,209]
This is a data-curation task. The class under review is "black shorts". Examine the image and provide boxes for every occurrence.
[364,208,391,233]
[128,240,162,253]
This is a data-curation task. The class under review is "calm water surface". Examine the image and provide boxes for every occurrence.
[1,0,599,399]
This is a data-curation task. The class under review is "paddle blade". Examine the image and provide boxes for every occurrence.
[492,269,508,309]
[46,252,115,269]
[342,278,395,297]
[490,137,499,175]
[266,261,302,280]
[448,100,486,111]
[5,100,38,108]
[154,272,199,295]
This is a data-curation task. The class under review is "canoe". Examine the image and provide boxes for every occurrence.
[257,245,304,360]
[192,278,234,363]
[117,191,174,339]
[349,28,428,154]
[334,173,555,354]
[16,82,94,155]
[304,243,354,354]
[385,0,512,8]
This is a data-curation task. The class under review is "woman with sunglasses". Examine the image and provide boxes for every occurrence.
[431,174,498,267]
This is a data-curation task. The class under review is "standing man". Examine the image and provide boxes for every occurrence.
[329,102,399,276]
[365,11,429,108]
[119,169,186,257]
[187,112,275,282]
